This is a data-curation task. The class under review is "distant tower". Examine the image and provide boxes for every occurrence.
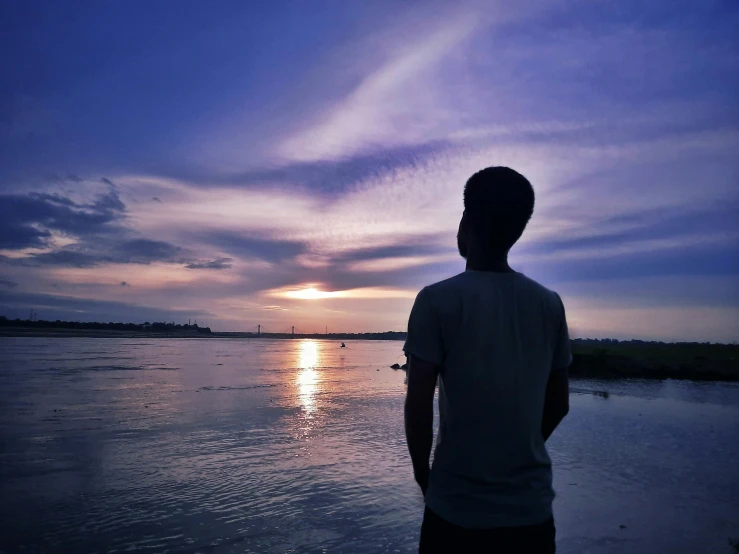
[292,325,295,335]
[188,319,191,325]
[325,325,328,335]
[258,324,261,335]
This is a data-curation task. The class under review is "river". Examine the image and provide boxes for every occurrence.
[0,338,737,553]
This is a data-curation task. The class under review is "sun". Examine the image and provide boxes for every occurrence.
[283,286,341,300]
[295,287,321,300]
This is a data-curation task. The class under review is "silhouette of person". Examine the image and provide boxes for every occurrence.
[403,167,571,553]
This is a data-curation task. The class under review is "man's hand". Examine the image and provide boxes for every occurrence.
[414,465,430,496]
[404,354,440,497]
[542,367,569,441]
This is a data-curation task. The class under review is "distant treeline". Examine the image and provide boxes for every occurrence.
[0,316,212,334]
[571,337,719,346]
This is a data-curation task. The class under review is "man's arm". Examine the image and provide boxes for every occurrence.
[541,367,569,442]
[543,293,572,441]
[404,354,440,495]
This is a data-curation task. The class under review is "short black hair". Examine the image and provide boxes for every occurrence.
[463,166,535,252]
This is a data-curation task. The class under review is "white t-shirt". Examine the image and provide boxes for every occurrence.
[403,270,572,528]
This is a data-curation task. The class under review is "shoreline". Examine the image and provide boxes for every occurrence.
[1,327,737,382]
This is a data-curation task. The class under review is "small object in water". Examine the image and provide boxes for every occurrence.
[390,363,401,369]
[619,525,626,530]
[340,342,346,348]
[376,369,380,371]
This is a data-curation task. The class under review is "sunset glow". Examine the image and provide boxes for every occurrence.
[0,1,736,341]
[283,287,342,300]
[270,285,417,302]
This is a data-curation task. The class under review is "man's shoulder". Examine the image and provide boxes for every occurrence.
[421,272,468,296]
[422,271,562,306]
[515,273,562,303]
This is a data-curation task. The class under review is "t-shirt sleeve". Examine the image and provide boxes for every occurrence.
[403,288,444,366]
[552,293,572,370]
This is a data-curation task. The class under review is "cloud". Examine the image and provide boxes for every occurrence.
[0,289,213,324]
[523,241,739,285]
[15,238,185,268]
[152,197,162,202]
[0,222,52,250]
[120,281,129,287]
[116,239,182,263]
[29,251,103,268]
[101,177,114,186]
[222,141,451,194]
[0,185,196,270]
[185,257,233,270]
[111,123,737,296]
[198,232,306,263]
[0,187,126,250]
[268,283,417,300]
[0,277,18,288]
[334,242,451,262]
[345,254,458,273]
[560,275,739,311]
[278,13,481,162]
[48,262,239,290]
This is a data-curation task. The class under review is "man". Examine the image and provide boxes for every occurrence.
[403,167,571,553]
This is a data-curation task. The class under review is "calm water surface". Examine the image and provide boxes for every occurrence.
[0,338,737,553]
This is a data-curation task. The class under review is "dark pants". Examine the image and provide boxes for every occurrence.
[419,507,556,554]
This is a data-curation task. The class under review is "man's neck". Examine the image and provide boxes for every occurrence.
[465,253,513,273]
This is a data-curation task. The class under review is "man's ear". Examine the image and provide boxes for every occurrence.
[457,212,469,259]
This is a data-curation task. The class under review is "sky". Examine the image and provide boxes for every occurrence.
[1,0,738,342]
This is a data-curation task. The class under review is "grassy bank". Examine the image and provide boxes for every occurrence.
[570,341,738,381]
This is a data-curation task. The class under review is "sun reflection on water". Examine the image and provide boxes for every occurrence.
[297,340,320,415]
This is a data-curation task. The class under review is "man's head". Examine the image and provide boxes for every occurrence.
[457,167,535,259]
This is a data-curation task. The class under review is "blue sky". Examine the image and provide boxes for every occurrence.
[1,0,737,341]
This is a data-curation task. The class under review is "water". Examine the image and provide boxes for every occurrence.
[0,338,737,554]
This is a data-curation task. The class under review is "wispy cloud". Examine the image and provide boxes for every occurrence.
[185,258,233,270]
[278,13,481,162]
[268,283,417,300]
[0,277,18,289]
[346,254,459,273]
